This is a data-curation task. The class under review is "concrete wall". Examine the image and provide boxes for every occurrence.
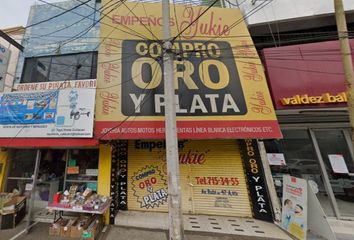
[15,0,101,84]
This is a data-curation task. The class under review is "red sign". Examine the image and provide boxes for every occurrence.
[263,39,354,110]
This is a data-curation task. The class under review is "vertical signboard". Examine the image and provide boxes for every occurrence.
[0,44,11,92]
[282,175,308,240]
[118,140,128,210]
[110,140,128,224]
[95,2,281,140]
[239,139,273,222]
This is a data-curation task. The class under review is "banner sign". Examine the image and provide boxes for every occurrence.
[0,88,95,138]
[263,40,354,110]
[239,139,273,222]
[282,175,308,240]
[14,79,96,91]
[95,2,281,139]
[0,44,11,92]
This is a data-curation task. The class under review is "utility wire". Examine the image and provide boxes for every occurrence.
[172,0,221,41]
[24,0,91,29]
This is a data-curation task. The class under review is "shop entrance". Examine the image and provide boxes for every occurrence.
[5,148,99,221]
[125,140,253,217]
[310,129,354,219]
[264,128,354,220]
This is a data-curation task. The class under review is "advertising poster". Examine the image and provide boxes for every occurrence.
[0,88,95,138]
[282,175,307,240]
[328,154,349,174]
[95,2,282,139]
[127,140,252,217]
[0,44,11,92]
[267,153,286,166]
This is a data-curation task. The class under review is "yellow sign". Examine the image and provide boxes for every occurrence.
[95,2,281,139]
[281,92,347,106]
[127,140,252,217]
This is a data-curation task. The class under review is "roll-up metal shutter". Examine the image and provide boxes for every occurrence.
[188,140,252,217]
[127,140,252,217]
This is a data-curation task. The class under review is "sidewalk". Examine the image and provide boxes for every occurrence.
[2,221,354,240]
[1,223,287,240]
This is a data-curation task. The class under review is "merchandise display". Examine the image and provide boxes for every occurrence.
[48,186,109,211]
[47,185,109,239]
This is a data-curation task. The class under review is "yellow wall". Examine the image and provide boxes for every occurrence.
[0,149,8,192]
[97,144,111,224]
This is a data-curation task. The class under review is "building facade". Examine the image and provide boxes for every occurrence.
[262,39,354,220]
[0,0,103,222]
[0,0,284,226]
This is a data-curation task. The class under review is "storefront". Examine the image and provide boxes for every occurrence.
[127,139,250,216]
[109,139,274,222]
[3,146,99,220]
[262,39,354,219]
[0,80,112,222]
[94,2,282,224]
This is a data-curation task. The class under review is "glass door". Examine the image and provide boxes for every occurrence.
[264,130,336,217]
[311,129,354,219]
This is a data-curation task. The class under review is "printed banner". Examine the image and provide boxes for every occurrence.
[0,44,11,91]
[14,79,96,91]
[0,88,95,138]
[282,175,308,240]
[240,139,273,222]
[95,2,281,139]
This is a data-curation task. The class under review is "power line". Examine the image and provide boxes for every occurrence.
[96,57,162,140]
[172,0,221,41]
[25,0,92,29]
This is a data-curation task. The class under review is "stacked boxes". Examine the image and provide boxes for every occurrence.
[49,215,103,239]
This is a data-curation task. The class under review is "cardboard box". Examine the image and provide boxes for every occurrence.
[60,218,76,238]
[0,196,26,230]
[70,215,91,238]
[82,215,102,240]
[49,218,68,236]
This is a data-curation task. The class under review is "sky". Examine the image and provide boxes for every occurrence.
[0,0,62,29]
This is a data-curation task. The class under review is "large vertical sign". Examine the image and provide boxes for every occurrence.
[0,44,11,92]
[239,139,273,222]
[282,175,308,240]
[95,2,281,139]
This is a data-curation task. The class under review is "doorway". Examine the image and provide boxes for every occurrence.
[264,128,354,219]
[5,148,99,222]
[310,129,354,219]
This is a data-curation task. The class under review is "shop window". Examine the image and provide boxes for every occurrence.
[64,149,99,192]
[263,130,324,197]
[21,52,98,83]
[6,149,38,194]
[263,129,338,217]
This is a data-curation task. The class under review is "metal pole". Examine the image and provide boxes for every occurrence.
[334,0,354,154]
[309,129,341,219]
[26,149,41,233]
[162,1,184,239]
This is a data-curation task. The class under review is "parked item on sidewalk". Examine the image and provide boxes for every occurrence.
[0,192,26,229]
